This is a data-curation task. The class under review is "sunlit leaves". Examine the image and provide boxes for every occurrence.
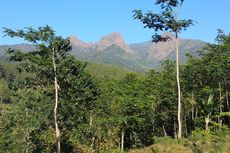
[133,0,193,42]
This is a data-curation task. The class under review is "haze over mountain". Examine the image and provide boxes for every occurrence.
[0,32,206,71]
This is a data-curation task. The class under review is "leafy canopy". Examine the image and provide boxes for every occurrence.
[133,0,193,42]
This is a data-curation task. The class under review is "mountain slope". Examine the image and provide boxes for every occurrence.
[0,32,206,72]
[86,62,136,80]
[0,44,36,60]
[73,45,148,72]
[130,38,206,68]
[70,32,206,71]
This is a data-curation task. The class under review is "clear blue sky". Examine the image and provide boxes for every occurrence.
[1,0,229,45]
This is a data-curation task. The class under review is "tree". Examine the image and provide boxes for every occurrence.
[133,0,193,138]
[157,61,178,137]
[57,56,100,152]
[183,30,230,131]
[3,26,71,153]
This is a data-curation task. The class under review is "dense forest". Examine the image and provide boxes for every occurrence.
[1,1,230,153]
[0,27,230,153]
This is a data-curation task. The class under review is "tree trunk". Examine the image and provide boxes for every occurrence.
[205,113,211,131]
[226,90,229,111]
[184,117,188,137]
[152,121,155,133]
[195,107,198,119]
[218,83,223,126]
[175,33,182,138]
[89,111,93,127]
[162,124,167,136]
[121,130,124,153]
[89,111,95,151]
[90,137,95,151]
[226,90,230,122]
[191,105,194,120]
[191,92,195,120]
[52,48,61,153]
[173,117,177,139]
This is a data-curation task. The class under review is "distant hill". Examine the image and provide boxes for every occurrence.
[0,44,36,61]
[0,32,206,71]
[73,45,148,72]
[130,36,205,68]
[70,32,206,71]
[85,62,136,80]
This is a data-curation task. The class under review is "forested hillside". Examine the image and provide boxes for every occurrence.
[1,0,230,152]
[0,25,230,153]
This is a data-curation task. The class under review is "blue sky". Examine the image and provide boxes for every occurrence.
[1,0,230,44]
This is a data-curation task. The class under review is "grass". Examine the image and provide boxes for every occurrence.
[129,129,230,153]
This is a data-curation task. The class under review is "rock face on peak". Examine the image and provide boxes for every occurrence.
[96,32,133,53]
[70,32,133,53]
[98,32,123,46]
[69,35,90,48]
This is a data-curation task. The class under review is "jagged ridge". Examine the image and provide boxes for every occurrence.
[0,32,206,72]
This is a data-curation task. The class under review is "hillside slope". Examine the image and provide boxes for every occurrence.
[0,32,206,71]
[86,62,136,80]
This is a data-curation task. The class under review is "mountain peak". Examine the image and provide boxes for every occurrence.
[109,32,122,39]
[97,32,132,53]
[70,32,133,53]
[69,35,89,48]
[99,32,123,44]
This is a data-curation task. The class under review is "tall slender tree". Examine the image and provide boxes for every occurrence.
[133,0,193,138]
[3,26,72,152]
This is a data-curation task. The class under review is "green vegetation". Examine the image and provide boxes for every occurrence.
[0,1,230,152]
[133,0,194,139]
[1,27,230,152]
[85,62,137,80]
[130,129,230,153]
[75,45,149,72]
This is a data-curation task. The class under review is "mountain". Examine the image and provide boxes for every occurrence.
[130,37,206,68]
[0,44,36,61]
[70,32,133,53]
[69,32,147,71]
[70,32,206,71]
[0,32,206,72]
